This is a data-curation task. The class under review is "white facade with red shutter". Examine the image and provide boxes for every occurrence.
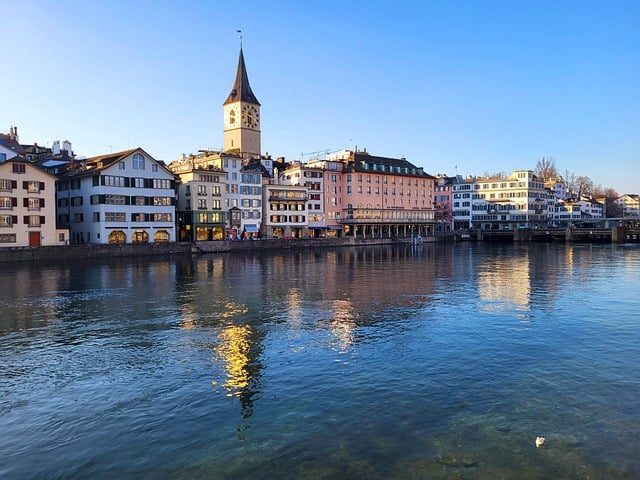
[0,159,68,247]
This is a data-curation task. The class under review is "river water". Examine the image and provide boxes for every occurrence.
[1,243,639,479]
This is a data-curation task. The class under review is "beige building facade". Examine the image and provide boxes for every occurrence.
[0,158,68,247]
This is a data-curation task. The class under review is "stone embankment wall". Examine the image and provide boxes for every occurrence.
[0,236,429,263]
[0,242,192,263]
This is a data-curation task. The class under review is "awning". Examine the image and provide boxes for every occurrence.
[244,225,258,232]
[327,225,343,230]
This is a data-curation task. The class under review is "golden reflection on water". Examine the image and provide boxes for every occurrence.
[330,299,357,351]
[478,256,531,314]
[216,325,253,393]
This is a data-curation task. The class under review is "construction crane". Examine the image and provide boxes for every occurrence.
[299,149,331,161]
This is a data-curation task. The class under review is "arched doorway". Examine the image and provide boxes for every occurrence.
[108,230,126,244]
[154,230,170,243]
[133,230,149,244]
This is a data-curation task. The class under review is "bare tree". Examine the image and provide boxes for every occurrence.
[601,187,623,218]
[563,170,577,198]
[575,175,595,198]
[535,157,558,183]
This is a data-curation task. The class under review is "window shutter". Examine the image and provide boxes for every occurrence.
[146,179,153,189]
[100,195,106,204]
[171,198,176,206]
[12,215,17,225]
[11,180,17,189]
[11,197,17,207]
[125,196,131,205]
[40,198,45,208]
[40,182,45,191]
[23,181,28,190]
[23,198,28,208]
[101,176,106,186]
[145,197,151,206]
[170,180,176,189]
[23,216,28,224]
[145,214,151,222]
[124,177,130,187]
[93,176,99,186]
[40,216,45,225]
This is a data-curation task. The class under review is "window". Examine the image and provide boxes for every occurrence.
[153,179,171,189]
[108,231,126,244]
[133,178,144,188]
[28,198,41,210]
[0,215,13,227]
[105,212,126,222]
[132,154,145,170]
[198,185,207,195]
[28,215,42,226]
[152,164,158,172]
[153,197,172,206]
[119,162,125,170]
[0,197,12,209]
[134,196,145,206]
[104,176,126,187]
[93,212,100,222]
[12,163,26,174]
[0,179,13,191]
[71,196,83,206]
[105,195,126,205]
[153,213,172,222]
[0,153,5,162]
[198,199,206,209]
[73,213,83,223]
[154,230,169,242]
[27,181,41,193]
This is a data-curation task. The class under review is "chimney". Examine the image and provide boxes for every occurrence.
[9,126,19,142]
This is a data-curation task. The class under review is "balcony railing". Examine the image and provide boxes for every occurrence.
[269,193,308,202]
[340,208,435,224]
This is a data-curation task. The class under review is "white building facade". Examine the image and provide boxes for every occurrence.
[58,148,176,244]
[453,170,555,230]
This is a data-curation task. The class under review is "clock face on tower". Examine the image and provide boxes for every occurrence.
[242,105,260,129]
[225,107,238,128]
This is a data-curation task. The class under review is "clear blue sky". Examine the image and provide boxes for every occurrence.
[3,1,639,193]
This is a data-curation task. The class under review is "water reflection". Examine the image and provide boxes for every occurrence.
[214,324,264,418]
[1,244,639,479]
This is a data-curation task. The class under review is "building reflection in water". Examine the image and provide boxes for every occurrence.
[329,299,357,351]
[477,255,532,314]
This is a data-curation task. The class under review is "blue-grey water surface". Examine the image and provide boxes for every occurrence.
[1,243,639,479]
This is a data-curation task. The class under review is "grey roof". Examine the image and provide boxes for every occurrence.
[223,47,260,106]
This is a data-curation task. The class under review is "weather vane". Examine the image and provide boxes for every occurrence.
[237,29,242,47]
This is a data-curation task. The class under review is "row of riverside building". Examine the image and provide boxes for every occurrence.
[1,48,638,248]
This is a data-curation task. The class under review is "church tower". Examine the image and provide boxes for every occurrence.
[223,47,261,160]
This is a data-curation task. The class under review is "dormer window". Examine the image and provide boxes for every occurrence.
[133,154,145,170]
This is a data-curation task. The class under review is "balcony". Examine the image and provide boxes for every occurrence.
[340,207,435,224]
[268,192,308,202]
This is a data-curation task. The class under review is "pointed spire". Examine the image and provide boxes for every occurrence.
[224,47,260,106]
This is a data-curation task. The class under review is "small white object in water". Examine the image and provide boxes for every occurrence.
[536,436,546,448]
